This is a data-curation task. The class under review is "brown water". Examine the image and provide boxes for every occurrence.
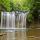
[0,29,40,40]
[27,29,40,40]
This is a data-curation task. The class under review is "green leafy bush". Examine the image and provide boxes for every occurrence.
[27,13,33,23]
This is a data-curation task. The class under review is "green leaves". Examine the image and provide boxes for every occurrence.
[27,13,33,22]
[13,0,34,11]
[0,0,11,11]
[0,0,37,11]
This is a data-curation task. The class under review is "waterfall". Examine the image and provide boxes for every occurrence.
[11,12,15,28]
[1,12,15,29]
[20,12,27,28]
[19,13,21,28]
[1,11,29,29]
[1,11,29,40]
[6,12,10,28]
[1,12,7,28]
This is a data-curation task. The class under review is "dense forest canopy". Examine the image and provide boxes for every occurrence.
[0,0,40,23]
[0,0,11,11]
[0,0,35,11]
[0,0,40,11]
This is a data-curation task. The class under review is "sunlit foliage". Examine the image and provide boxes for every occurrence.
[0,0,11,11]
[0,0,34,11]
[13,0,34,11]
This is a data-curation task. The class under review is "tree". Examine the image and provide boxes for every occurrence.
[13,0,34,11]
[0,0,11,11]
[27,0,40,23]
[0,0,35,11]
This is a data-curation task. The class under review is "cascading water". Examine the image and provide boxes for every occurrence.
[1,12,15,29]
[1,12,7,28]
[1,11,29,29]
[6,12,10,28]
[1,11,29,40]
